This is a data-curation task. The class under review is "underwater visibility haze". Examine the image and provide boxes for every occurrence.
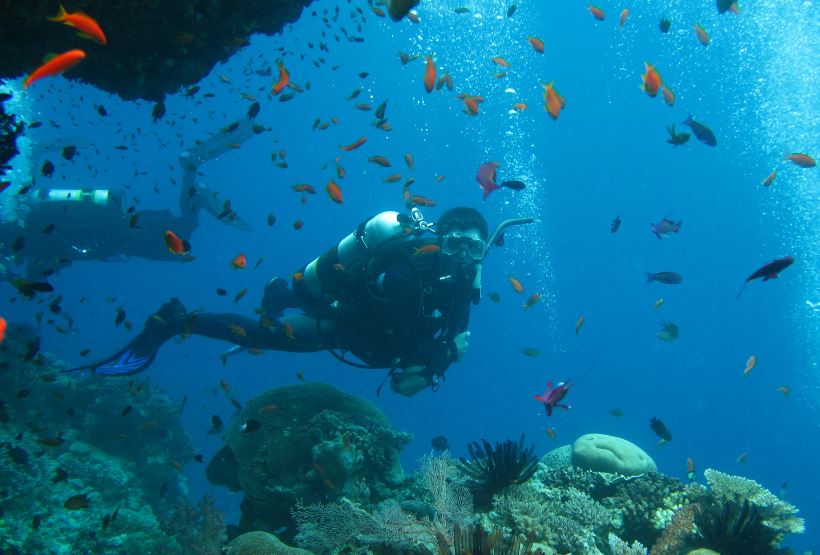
[0,0,818,553]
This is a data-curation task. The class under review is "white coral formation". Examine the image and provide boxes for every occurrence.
[703,468,804,534]
[608,533,647,555]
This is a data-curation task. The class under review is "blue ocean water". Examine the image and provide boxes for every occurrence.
[2,0,818,552]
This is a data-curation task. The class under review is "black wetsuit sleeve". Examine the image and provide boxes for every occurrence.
[399,306,470,376]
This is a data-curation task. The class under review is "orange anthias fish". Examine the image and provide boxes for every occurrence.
[0,316,7,344]
[588,4,605,20]
[424,56,436,93]
[761,171,776,187]
[541,81,566,120]
[693,24,710,46]
[48,4,107,44]
[619,8,629,27]
[163,230,190,255]
[527,36,544,53]
[513,102,528,112]
[414,244,440,255]
[777,385,790,396]
[742,354,756,377]
[326,180,343,203]
[640,63,662,98]
[404,152,414,169]
[492,56,510,67]
[23,49,86,89]
[661,86,675,107]
[340,137,367,151]
[231,253,247,269]
[272,63,290,95]
[686,457,696,481]
[785,153,816,168]
[575,315,585,335]
[522,293,542,310]
[508,275,524,294]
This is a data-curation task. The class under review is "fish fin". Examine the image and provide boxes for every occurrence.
[76,31,92,40]
[683,114,693,125]
[646,272,654,283]
[47,4,67,22]
[734,282,747,300]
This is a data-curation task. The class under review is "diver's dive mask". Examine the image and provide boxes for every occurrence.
[441,231,486,261]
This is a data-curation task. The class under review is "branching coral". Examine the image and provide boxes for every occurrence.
[491,483,616,554]
[703,468,804,537]
[457,434,539,509]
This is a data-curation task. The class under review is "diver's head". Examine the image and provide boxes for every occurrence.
[436,207,488,281]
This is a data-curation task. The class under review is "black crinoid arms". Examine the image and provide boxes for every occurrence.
[457,434,539,509]
[689,496,785,555]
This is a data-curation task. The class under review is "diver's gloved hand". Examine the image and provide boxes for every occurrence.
[453,331,470,361]
[390,365,430,397]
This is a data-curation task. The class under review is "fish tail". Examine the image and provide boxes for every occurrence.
[47,4,67,22]
[646,272,655,283]
[734,282,747,300]
[683,114,693,125]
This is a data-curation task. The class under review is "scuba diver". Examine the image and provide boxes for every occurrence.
[67,207,533,397]
[0,116,258,280]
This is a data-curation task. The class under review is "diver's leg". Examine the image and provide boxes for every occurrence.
[64,298,189,375]
[177,118,260,233]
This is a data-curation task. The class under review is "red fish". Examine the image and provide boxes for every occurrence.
[542,81,566,120]
[24,49,86,89]
[693,24,710,46]
[48,4,107,44]
[619,8,629,27]
[163,230,190,255]
[527,36,544,53]
[508,275,524,294]
[0,316,7,344]
[534,380,573,416]
[231,253,247,269]
[424,56,436,93]
[735,256,794,299]
[325,180,343,203]
[641,63,662,97]
[785,153,816,168]
[476,161,500,200]
[588,4,605,20]
[340,137,367,151]
[272,63,289,95]
[661,86,675,107]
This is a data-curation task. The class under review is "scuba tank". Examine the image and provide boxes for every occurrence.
[294,209,431,311]
[37,188,123,211]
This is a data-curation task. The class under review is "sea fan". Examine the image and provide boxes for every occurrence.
[457,434,539,509]
[437,523,544,555]
[689,496,782,555]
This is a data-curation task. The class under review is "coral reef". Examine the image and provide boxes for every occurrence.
[226,530,313,555]
[0,0,315,101]
[490,482,617,554]
[686,497,784,555]
[609,533,648,555]
[206,383,411,541]
[703,468,804,537]
[291,451,473,553]
[0,322,213,553]
[457,434,539,509]
[572,434,657,475]
[442,523,545,555]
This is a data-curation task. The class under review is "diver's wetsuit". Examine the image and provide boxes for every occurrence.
[70,231,472,390]
[0,117,258,279]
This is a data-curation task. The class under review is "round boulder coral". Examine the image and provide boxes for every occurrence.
[572,433,656,475]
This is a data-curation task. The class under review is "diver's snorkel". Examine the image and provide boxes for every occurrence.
[473,217,535,305]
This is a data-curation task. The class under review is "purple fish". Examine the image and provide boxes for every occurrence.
[651,217,682,239]
[735,256,794,299]
[476,161,500,200]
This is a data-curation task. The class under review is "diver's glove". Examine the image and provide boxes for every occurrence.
[63,298,188,376]
[390,365,431,397]
[453,331,470,361]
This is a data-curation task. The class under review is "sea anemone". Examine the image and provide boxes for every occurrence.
[457,434,539,509]
[688,496,783,555]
